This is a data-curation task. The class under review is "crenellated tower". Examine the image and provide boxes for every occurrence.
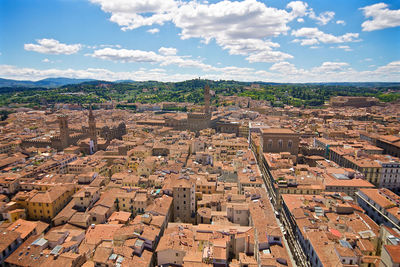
[58,114,69,149]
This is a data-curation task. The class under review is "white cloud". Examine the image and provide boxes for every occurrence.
[89,0,178,30]
[1,61,400,82]
[147,28,160,34]
[99,44,122,48]
[270,61,303,74]
[287,1,308,18]
[286,1,336,25]
[266,61,400,82]
[24,38,82,55]
[0,64,196,82]
[89,1,344,63]
[336,20,345,25]
[90,0,299,63]
[308,10,335,25]
[292,27,359,46]
[89,47,163,63]
[336,45,352,51]
[312,62,349,73]
[172,0,295,62]
[42,58,50,63]
[158,47,177,56]
[89,47,218,71]
[360,3,400,31]
[159,56,214,71]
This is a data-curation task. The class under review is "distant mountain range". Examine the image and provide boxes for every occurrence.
[0,78,98,88]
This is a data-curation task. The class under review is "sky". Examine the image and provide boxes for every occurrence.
[0,0,399,82]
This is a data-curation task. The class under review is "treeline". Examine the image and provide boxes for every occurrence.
[0,79,398,108]
[239,84,400,107]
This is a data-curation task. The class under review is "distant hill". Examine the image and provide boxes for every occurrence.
[0,77,98,88]
[115,79,136,83]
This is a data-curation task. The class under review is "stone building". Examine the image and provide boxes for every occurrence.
[187,85,212,132]
[330,96,379,107]
[172,176,196,223]
[21,109,126,151]
[261,128,299,156]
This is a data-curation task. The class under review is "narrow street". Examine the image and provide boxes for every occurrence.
[251,148,310,267]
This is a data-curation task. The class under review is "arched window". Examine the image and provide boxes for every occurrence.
[268,139,273,149]
[278,139,283,149]
[288,140,293,149]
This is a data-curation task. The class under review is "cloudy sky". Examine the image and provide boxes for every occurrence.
[0,0,399,82]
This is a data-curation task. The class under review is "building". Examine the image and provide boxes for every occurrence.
[21,110,126,151]
[380,245,400,267]
[226,203,249,226]
[173,176,196,223]
[376,156,400,194]
[187,85,212,132]
[0,230,22,265]
[376,135,400,158]
[25,185,75,222]
[59,114,69,149]
[261,128,299,156]
[281,193,380,267]
[328,148,383,186]
[323,175,375,198]
[72,187,100,211]
[330,96,379,107]
[356,188,400,231]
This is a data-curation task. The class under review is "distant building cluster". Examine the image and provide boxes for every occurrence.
[0,86,399,266]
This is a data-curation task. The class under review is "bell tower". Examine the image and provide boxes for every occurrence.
[58,114,69,149]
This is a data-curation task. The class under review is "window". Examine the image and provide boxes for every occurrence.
[288,140,293,149]
[268,140,273,149]
[278,140,283,149]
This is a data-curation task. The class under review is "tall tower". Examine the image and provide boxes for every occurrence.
[88,107,98,154]
[58,115,69,149]
[204,84,210,114]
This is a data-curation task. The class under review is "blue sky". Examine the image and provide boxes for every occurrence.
[0,0,399,82]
